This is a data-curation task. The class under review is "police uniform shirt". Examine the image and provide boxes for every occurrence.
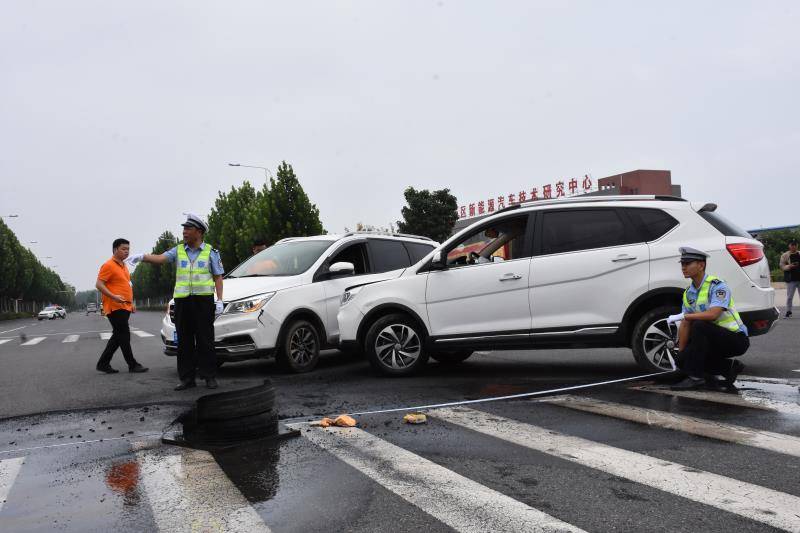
[681,274,748,335]
[164,242,225,276]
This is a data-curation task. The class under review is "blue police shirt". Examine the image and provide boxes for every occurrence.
[164,242,224,276]
[682,275,747,334]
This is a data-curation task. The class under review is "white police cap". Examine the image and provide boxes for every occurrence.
[181,213,208,233]
[679,246,709,263]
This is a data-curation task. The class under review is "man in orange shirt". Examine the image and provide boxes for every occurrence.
[95,238,148,374]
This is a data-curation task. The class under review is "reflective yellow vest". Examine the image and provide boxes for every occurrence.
[682,275,745,333]
[174,245,215,298]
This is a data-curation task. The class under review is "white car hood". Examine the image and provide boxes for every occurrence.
[222,276,305,302]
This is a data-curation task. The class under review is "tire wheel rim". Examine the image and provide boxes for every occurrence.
[642,318,679,370]
[289,327,316,366]
[375,324,421,369]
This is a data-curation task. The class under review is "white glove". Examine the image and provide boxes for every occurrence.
[126,253,145,266]
[215,300,224,315]
[666,313,685,325]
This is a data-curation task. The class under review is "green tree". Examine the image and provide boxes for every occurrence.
[758,228,800,279]
[131,231,178,300]
[396,187,458,243]
[206,181,265,270]
[264,161,324,243]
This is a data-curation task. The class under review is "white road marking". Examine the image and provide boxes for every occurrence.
[792,369,800,373]
[0,326,26,335]
[100,332,112,340]
[62,335,80,343]
[544,395,800,458]
[738,375,800,386]
[632,385,800,417]
[0,339,11,345]
[20,337,45,346]
[0,457,25,512]
[135,447,271,533]
[435,407,800,532]
[132,330,154,338]
[292,424,585,533]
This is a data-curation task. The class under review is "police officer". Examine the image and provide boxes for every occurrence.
[666,246,749,390]
[127,214,225,390]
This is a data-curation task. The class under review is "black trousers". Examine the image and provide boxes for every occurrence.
[174,295,216,382]
[678,320,749,378]
[97,310,138,369]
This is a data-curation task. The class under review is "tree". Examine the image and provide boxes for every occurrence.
[757,228,800,279]
[206,181,266,270]
[264,161,324,242]
[396,187,458,243]
[130,231,178,300]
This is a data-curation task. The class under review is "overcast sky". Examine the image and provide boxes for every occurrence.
[1,1,798,291]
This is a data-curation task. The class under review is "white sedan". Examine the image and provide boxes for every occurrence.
[38,305,66,320]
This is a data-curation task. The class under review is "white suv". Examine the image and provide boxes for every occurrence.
[338,196,778,376]
[160,232,437,372]
[38,305,66,320]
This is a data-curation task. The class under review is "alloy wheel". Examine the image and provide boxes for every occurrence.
[374,324,421,369]
[641,318,679,370]
[289,327,317,366]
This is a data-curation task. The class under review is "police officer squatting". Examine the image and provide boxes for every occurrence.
[126,214,224,390]
[665,246,749,391]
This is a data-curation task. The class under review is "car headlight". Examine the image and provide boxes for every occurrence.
[340,286,364,306]
[223,292,275,314]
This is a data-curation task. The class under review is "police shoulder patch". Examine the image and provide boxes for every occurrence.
[715,288,727,298]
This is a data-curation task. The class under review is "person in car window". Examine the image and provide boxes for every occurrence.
[666,247,749,390]
[779,239,799,319]
[126,214,224,391]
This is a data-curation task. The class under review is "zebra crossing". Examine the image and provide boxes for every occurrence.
[0,329,158,347]
[1,382,799,532]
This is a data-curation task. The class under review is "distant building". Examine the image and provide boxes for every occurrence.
[453,169,681,233]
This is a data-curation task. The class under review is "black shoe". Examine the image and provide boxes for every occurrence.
[205,377,218,389]
[129,364,149,373]
[670,376,706,390]
[96,366,119,374]
[723,360,744,385]
[653,370,687,384]
[785,311,793,319]
[174,380,196,391]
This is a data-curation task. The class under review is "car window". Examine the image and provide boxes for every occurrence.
[369,240,412,273]
[328,242,369,275]
[227,240,334,277]
[446,215,529,267]
[541,209,633,254]
[698,211,751,238]
[404,241,436,263]
[624,208,679,241]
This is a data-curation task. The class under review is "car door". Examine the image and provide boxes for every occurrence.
[426,214,533,343]
[530,207,649,333]
[320,239,413,342]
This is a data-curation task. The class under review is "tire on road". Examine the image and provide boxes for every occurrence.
[365,313,429,376]
[183,410,279,444]
[276,319,320,373]
[631,304,682,372]
[195,379,276,421]
[430,350,473,364]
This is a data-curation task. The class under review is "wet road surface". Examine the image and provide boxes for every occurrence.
[1,312,799,531]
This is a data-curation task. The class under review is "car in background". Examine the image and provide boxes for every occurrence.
[38,305,67,320]
[338,195,778,376]
[86,303,98,315]
[160,231,438,373]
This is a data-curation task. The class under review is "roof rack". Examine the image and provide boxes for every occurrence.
[342,230,434,242]
[496,194,686,212]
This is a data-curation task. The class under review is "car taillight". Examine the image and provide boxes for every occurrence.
[726,243,764,267]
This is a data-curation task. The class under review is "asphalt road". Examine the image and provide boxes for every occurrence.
[0,311,798,532]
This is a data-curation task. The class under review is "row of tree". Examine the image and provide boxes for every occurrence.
[759,228,800,280]
[0,218,75,308]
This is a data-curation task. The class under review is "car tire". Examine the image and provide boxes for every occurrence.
[631,304,682,372]
[365,313,429,376]
[195,380,276,421]
[276,320,320,373]
[183,410,279,444]
[430,350,473,364]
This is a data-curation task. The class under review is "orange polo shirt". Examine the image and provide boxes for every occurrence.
[97,258,133,314]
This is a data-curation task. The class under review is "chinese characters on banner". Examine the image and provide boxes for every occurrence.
[457,174,594,219]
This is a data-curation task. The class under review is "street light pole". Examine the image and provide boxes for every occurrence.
[228,162,273,181]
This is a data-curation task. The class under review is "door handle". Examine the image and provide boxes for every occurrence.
[499,274,522,281]
[612,256,636,262]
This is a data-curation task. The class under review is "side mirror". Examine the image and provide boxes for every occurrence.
[430,250,446,270]
[328,261,355,278]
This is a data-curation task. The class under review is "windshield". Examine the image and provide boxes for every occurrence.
[227,240,334,278]
[43,306,57,311]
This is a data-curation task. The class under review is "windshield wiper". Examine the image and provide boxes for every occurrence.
[228,274,269,278]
